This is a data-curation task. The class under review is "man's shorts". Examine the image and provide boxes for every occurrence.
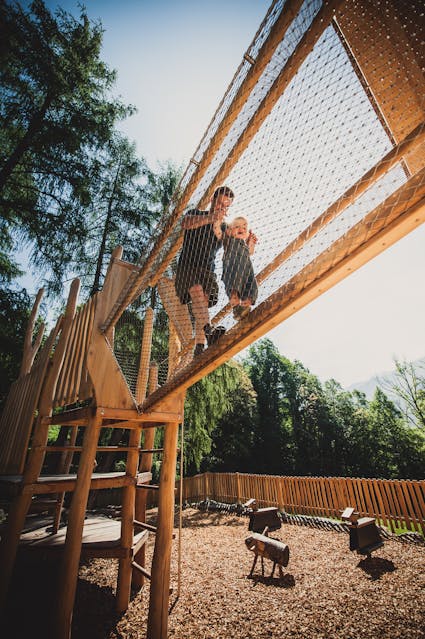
[175,263,219,308]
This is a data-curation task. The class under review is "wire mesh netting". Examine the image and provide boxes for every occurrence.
[109,0,424,399]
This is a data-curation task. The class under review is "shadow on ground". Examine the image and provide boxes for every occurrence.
[249,572,296,588]
[168,508,246,529]
[2,552,122,639]
[357,556,396,580]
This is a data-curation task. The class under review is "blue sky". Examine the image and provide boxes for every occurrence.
[23,0,425,387]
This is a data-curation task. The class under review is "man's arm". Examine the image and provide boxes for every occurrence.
[181,211,215,230]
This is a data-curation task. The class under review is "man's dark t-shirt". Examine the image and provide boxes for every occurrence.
[177,209,222,270]
[174,209,225,307]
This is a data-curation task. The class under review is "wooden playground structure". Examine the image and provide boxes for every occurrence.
[0,1,424,637]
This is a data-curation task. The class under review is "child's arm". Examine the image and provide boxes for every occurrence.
[213,220,229,240]
[247,230,258,255]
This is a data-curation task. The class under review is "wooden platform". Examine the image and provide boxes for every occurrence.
[0,471,153,498]
[18,516,149,559]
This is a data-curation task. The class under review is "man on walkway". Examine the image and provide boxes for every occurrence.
[175,185,234,356]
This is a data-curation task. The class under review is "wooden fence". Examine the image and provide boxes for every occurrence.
[177,472,425,534]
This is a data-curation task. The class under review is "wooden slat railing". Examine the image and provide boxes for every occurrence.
[176,472,425,534]
[53,296,95,407]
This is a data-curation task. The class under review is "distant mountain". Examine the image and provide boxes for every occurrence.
[348,357,425,401]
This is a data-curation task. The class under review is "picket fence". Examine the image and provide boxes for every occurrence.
[174,472,425,534]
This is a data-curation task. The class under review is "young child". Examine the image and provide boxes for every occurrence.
[222,216,258,319]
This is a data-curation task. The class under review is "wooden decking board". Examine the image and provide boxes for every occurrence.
[19,516,149,559]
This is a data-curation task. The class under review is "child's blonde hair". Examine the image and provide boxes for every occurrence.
[230,216,248,227]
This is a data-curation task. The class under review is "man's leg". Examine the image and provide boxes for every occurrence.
[189,284,210,346]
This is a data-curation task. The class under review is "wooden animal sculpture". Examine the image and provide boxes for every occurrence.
[248,506,281,534]
[245,532,289,578]
[341,507,384,559]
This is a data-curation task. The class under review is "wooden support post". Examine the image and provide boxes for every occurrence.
[51,426,79,534]
[147,421,179,639]
[135,307,154,404]
[116,427,140,611]
[56,409,103,639]
[133,363,159,589]
[157,277,193,352]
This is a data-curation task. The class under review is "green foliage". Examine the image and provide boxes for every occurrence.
[184,361,245,473]
[207,365,257,472]
[0,0,133,291]
[191,338,425,480]
[243,339,294,474]
[384,358,425,430]
[0,286,32,407]
[365,387,425,478]
[47,425,60,443]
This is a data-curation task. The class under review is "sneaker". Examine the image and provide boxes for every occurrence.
[233,305,250,320]
[193,343,205,357]
[204,324,226,346]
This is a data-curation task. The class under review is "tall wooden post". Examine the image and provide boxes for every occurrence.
[147,420,179,639]
[167,319,181,379]
[236,472,241,504]
[116,427,140,610]
[133,363,159,588]
[56,409,103,639]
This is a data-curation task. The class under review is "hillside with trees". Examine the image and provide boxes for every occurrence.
[190,340,425,480]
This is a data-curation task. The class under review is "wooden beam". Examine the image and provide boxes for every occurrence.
[46,405,182,425]
[132,561,151,580]
[143,172,425,411]
[116,427,140,612]
[133,363,159,589]
[57,409,103,639]
[41,406,92,426]
[22,473,135,495]
[134,520,157,533]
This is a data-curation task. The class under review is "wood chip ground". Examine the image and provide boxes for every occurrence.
[4,508,425,638]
